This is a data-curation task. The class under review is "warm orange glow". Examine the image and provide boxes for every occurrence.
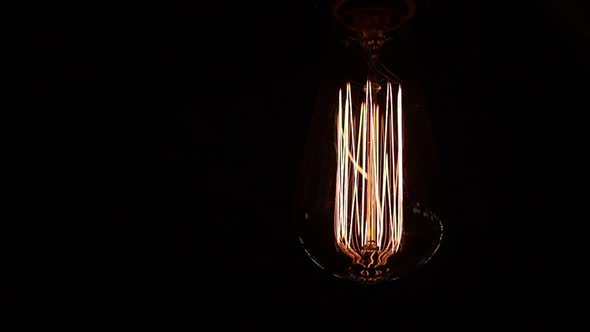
[335,81,403,268]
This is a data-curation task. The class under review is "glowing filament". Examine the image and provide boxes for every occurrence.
[335,81,403,268]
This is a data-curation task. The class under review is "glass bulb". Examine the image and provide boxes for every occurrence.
[294,36,444,284]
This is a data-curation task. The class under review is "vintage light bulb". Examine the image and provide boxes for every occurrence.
[294,0,443,283]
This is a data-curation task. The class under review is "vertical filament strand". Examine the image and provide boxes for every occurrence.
[335,81,403,267]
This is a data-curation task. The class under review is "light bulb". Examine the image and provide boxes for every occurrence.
[294,0,443,283]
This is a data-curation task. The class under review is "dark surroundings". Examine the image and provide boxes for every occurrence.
[33,0,588,320]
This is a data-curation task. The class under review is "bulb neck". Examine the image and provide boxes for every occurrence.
[365,57,383,96]
[360,31,385,95]
[360,30,385,62]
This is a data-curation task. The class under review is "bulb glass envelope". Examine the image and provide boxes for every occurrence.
[294,46,444,282]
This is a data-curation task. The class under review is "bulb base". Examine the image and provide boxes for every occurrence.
[298,202,443,284]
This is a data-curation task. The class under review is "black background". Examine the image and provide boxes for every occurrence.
[34,0,588,321]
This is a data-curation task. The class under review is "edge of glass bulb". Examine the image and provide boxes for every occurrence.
[298,201,444,284]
